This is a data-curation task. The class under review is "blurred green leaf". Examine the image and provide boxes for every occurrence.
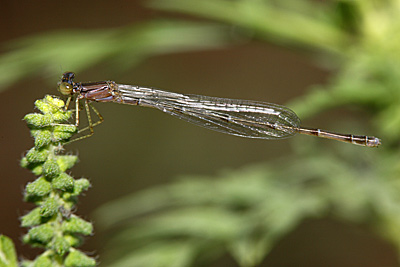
[150,0,350,54]
[0,20,233,92]
[0,235,18,267]
[95,143,398,266]
[106,240,199,267]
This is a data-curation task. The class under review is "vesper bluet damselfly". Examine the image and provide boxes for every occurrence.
[57,72,381,147]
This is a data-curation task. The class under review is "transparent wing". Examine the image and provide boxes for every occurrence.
[117,84,301,139]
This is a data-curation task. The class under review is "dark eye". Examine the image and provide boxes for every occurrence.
[62,72,75,83]
[58,82,73,95]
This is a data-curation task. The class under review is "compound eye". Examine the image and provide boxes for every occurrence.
[62,72,75,82]
[58,82,73,95]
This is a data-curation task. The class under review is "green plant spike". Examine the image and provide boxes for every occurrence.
[20,95,96,267]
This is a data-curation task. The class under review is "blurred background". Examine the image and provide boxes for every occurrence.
[1,0,399,266]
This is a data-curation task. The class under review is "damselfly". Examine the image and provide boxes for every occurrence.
[57,72,381,147]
